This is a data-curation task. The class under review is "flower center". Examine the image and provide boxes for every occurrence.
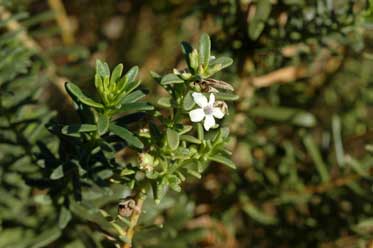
[203,105,213,115]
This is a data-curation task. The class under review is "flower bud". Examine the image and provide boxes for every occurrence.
[181,72,192,80]
[138,153,155,172]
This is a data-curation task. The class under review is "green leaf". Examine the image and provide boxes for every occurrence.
[97,169,113,179]
[182,160,202,179]
[122,90,145,104]
[167,175,181,192]
[50,165,64,180]
[303,135,329,182]
[240,194,277,225]
[65,82,104,108]
[250,106,316,127]
[180,135,201,144]
[181,41,194,71]
[123,79,140,94]
[117,76,128,93]
[157,96,172,108]
[160,73,184,85]
[112,91,129,106]
[213,92,239,101]
[58,207,72,229]
[199,33,211,68]
[197,123,204,141]
[120,168,136,176]
[345,155,371,179]
[150,71,162,83]
[119,102,154,113]
[186,169,201,179]
[178,125,193,135]
[209,154,236,169]
[249,19,265,41]
[61,124,97,137]
[248,0,272,40]
[70,202,116,237]
[189,49,199,71]
[152,180,167,204]
[352,218,373,235]
[109,123,143,149]
[99,141,116,159]
[209,57,233,71]
[94,73,103,92]
[30,227,61,248]
[96,59,110,77]
[102,75,110,92]
[110,63,123,85]
[183,91,195,111]
[332,115,345,167]
[167,128,180,150]
[97,113,109,135]
[125,66,139,83]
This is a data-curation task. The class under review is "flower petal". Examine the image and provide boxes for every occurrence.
[209,93,215,105]
[212,107,224,119]
[192,92,208,107]
[203,115,215,131]
[189,108,205,122]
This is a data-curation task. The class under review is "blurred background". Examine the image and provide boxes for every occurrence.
[0,0,372,247]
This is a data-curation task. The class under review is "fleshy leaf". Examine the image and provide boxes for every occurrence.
[167,128,180,150]
[183,91,195,111]
[181,41,194,71]
[50,165,64,180]
[58,207,72,229]
[65,82,104,108]
[110,63,123,86]
[209,154,236,169]
[109,123,144,149]
[157,97,172,108]
[213,92,239,101]
[125,66,139,83]
[96,59,110,77]
[61,124,97,137]
[209,57,233,71]
[199,33,211,68]
[121,90,145,104]
[180,135,201,144]
[161,73,184,85]
[119,102,154,113]
[97,113,110,135]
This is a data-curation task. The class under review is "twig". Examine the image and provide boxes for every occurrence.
[47,0,75,45]
[251,65,307,88]
[123,194,145,248]
[238,47,344,93]
[274,168,373,204]
[186,215,238,248]
[303,170,371,195]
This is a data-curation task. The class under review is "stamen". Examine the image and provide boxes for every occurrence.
[203,105,213,115]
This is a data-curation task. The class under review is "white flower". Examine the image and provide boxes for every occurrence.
[189,92,225,131]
